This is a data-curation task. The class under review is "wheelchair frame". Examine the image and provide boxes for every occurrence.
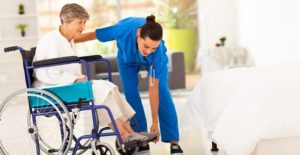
[1,46,125,155]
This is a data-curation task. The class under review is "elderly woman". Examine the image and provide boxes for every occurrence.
[33,3,156,144]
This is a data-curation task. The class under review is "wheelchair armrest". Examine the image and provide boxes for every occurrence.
[4,46,21,52]
[80,55,113,82]
[79,55,102,62]
[33,56,80,67]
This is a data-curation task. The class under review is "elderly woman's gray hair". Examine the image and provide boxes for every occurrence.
[59,3,89,24]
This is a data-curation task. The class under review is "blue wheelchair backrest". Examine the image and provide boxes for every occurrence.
[21,47,36,88]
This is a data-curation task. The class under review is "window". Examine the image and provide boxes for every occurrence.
[37,0,154,56]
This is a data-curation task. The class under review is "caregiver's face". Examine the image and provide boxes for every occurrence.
[65,18,86,38]
[137,36,160,56]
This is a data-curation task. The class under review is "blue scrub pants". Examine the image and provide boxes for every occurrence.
[117,59,179,142]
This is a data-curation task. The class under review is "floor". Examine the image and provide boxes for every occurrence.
[134,93,227,155]
[82,89,227,155]
[77,73,227,155]
[90,73,228,155]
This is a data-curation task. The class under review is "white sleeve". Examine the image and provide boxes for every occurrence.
[35,67,78,85]
[34,35,78,85]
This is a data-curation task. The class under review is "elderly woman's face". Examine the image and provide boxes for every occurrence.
[64,18,87,38]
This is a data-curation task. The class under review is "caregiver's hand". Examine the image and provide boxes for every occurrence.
[150,122,160,143]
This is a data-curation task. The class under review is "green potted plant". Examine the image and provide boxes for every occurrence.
[18,4,25,15]
[16,24,27,37]
[220,37,227,47]
[215,36,227,47]
[150,0,198,73]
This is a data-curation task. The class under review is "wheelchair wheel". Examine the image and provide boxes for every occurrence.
[69,110,98,155]
[92,141,115,155]
[29,103,99,155]
[0,88,73,155]
[30,103,99,155]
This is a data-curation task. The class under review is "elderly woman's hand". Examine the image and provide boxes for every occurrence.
[75,76,87,82]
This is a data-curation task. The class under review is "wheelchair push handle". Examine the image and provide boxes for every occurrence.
[4,46,24,53]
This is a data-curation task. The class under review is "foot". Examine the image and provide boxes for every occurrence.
[139,131,159,143]
[170,144,184,155]
[124,132,148,143]
[123,132,149,150]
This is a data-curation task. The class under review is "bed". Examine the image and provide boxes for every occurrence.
[181,62,300,155]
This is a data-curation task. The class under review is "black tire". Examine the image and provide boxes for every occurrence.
[92,141,115,155]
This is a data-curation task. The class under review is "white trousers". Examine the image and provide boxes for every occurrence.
[92,80,135,126]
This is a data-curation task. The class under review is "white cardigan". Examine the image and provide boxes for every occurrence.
[33,28,82,88]
[32,28,116,104]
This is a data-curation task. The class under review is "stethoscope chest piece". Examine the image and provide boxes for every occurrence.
[138,66,148,79]
[139,70,148,79]
[135,49,155,79]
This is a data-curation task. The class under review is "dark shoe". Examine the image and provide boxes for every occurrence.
[170,144,184,155]
[137,143,150,154]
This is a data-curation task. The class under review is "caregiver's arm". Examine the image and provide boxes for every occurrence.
[74,31,96,43]
[149,77,160,142]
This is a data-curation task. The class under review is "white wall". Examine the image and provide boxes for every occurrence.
[238,0,300,65]
[199,0,300,65]
[198,0,238,48]
[0,0,37,101]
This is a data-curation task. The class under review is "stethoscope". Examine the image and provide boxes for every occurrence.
[136,49,156,86]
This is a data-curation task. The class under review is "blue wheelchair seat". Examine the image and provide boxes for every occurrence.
[30,81,94,107]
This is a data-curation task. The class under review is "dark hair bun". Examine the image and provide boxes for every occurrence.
[146,15,156,23]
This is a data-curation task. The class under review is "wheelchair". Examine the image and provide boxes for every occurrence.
[0,46,142,155]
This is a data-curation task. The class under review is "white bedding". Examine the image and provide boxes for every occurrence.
[182,62,300,155]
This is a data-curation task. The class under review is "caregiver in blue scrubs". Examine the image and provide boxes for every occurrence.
[76,15,183,155]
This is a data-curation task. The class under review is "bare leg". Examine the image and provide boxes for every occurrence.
[108,119,130,140]
[122,120,134,134]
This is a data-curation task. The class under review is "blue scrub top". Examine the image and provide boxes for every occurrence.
[95,17,168,79]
